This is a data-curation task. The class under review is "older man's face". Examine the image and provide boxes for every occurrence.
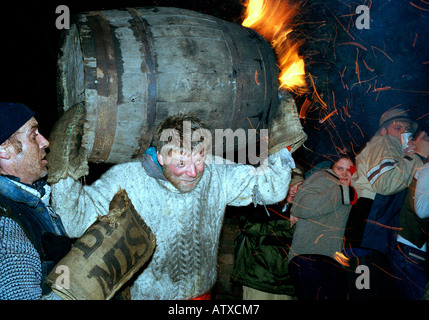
[5,117,50,185]
[157,149,206,193]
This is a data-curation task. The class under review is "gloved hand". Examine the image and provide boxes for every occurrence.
[279,147,296,169]
[46,102,89,183]
[268,90,307,155]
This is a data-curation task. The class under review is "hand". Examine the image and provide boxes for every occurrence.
[404,138,417,155]
[289,214,300,227]
[404,144,416,155]
[280,148,295,168]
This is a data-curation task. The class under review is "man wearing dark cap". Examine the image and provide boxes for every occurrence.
[343,107,429,299]
[0,102,70,299]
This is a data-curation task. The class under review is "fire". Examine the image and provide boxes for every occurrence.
[242,0,307,94]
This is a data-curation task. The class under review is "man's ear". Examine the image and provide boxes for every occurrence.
[156,151,164,166]
[0,143,11,160]
[380,127,387,136]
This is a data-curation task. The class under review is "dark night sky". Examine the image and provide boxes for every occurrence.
[1,0,428,170]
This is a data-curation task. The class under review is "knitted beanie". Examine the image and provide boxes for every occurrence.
[0,102,35,144]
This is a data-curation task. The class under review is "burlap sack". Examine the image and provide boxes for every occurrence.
[46,189,156,300]
[268,90,307,154]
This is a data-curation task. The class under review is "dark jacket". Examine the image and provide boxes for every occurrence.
[0,176,71,297]
[360,190,407,256]
[232,202,295,295]
[346,154,427,256]
[398,184,429,249]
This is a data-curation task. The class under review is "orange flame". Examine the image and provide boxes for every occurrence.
[242,0,307,94]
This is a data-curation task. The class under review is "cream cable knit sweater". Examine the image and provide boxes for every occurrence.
[51,152,291,300]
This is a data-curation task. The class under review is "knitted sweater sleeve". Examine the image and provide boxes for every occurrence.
[50,164,127,238]
[0,217,42,300]
[217,150,291,207]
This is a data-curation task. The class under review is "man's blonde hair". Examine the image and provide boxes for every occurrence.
[154,113,210,157]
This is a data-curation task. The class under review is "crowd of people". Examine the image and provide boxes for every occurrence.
[233,107,429,300]
[0,101,428,300]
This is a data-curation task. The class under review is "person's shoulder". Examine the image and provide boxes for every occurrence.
[365,134,386,146]
[308,167,330,179]
[0,216,37,254]
[106,161,145,175]
[307,169,344,189]
[360,134,401,155]
[415,162,429,180]
[94,161,150,185]
[299,169,330,188]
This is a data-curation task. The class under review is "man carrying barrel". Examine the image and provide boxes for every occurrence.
[46,100,302,300]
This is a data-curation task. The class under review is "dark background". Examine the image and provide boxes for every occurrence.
[1,0,428,171]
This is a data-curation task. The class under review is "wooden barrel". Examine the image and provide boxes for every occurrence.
[57,7,280,163]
